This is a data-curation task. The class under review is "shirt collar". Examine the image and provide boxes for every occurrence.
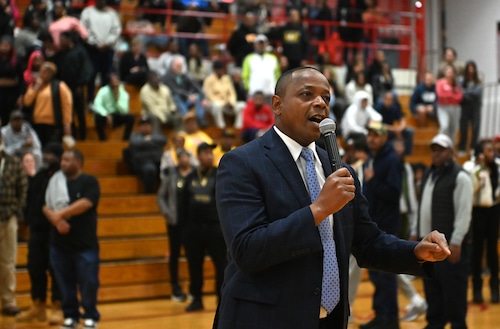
[273,126,318,162]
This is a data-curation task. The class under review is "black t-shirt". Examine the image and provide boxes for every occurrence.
[51,173,101,251]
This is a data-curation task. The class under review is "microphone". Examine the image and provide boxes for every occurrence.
[319,118,343,172]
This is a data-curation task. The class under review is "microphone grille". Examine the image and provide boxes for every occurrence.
[319,118,336,134]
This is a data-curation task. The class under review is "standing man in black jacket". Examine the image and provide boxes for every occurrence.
[227,12,258,68]
[180,142,227,312]
[57,31,93,141]
[269,8,309,69]
[361,121,402,329]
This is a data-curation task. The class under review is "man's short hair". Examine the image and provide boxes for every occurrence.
[66,149,85,165]
[274,66,322,97]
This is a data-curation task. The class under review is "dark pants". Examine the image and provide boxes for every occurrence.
[137,161,159,193]
[167,224,184,287]
[71,87,86,141]
[50,247,100,322]
[318,304,345,329]
[368,270,399,320]
[27,227,61,303]
[33,123,61,147]
[458,104,480,152]
[183,222,227,300]
[423,242,470,329]
[87,46,114,103]
[471,206,500,291]
[94,113,135,141]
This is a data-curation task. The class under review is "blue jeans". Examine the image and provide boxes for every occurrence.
[50,247,100,321]
[173,94,207,127]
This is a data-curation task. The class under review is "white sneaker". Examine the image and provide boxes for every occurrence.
[60,318,79,329]
[401,301,427,321]
[83,318,98,329]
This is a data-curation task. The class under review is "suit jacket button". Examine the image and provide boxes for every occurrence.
[314,287,320,295]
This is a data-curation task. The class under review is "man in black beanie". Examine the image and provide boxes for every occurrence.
[17,142,64,325]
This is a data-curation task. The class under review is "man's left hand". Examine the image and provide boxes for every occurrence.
[414,230,451,262]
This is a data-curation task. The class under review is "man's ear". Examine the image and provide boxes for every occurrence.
[272,95,282,116]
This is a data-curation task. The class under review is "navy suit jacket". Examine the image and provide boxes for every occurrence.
[214,128,428,329]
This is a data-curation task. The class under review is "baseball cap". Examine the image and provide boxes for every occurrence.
[254,34,268,43]
[9,110,24,120]
[197,142,216,155]
[366,121,387,136]
[430,134,454,149]
[42,142,64,158]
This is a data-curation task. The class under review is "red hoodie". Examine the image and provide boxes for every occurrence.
[241,99,274,131]
[436,78,463,106]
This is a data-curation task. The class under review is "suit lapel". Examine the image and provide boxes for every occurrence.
[262,130,311,207]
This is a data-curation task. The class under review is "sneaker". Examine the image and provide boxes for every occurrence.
[401,301,427,321]
[185,298,204,312]
[83,318,98,329]
[48,301,64,325]
[457,150,467,158]
[171,285,187,302]
[2,306,21,316]
[60,318,79,329]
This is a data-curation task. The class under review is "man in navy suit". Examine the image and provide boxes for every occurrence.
[213,67,451,329]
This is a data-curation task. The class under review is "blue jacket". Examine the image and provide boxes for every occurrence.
[409,82,437,114]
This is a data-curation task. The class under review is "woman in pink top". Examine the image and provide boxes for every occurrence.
[48,0,88,50]
[436,64,463,144]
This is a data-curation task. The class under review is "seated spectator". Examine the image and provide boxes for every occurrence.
[202,60,242,129]
[21,151,37,177]
[123,115,166,193]
[341,90,382,140]
[1,110,42,167]
[366,50,385,84]
[0,35,23,126]
[437,47,464,79]
[155,39,186,77]
[226,12,257,68]
[230,68,248,127]
[162,57,208,127]
[14,11,40,62]
[242,34,280,104]
[240,91,274,143]
[321,64,347,121]
[92,73,135,141]
[344,51,366,85]
[49,0,88,51]
[0,0,15,37]
[126,5,168,53]
[186,43,209,85]
[140,71,181,133]
[24,0,52,31]
[375,91,414,155]
[371,62,394,102]
[119,36,149,88]
[23,50,44,87]
[345,71,373,106]
[57,30,93,141]
[178,111,213,158]
[213,128,236,166]
[22,62,74,147]
[410,71,437,127]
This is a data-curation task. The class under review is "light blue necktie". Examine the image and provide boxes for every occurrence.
[300,147,340,313]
